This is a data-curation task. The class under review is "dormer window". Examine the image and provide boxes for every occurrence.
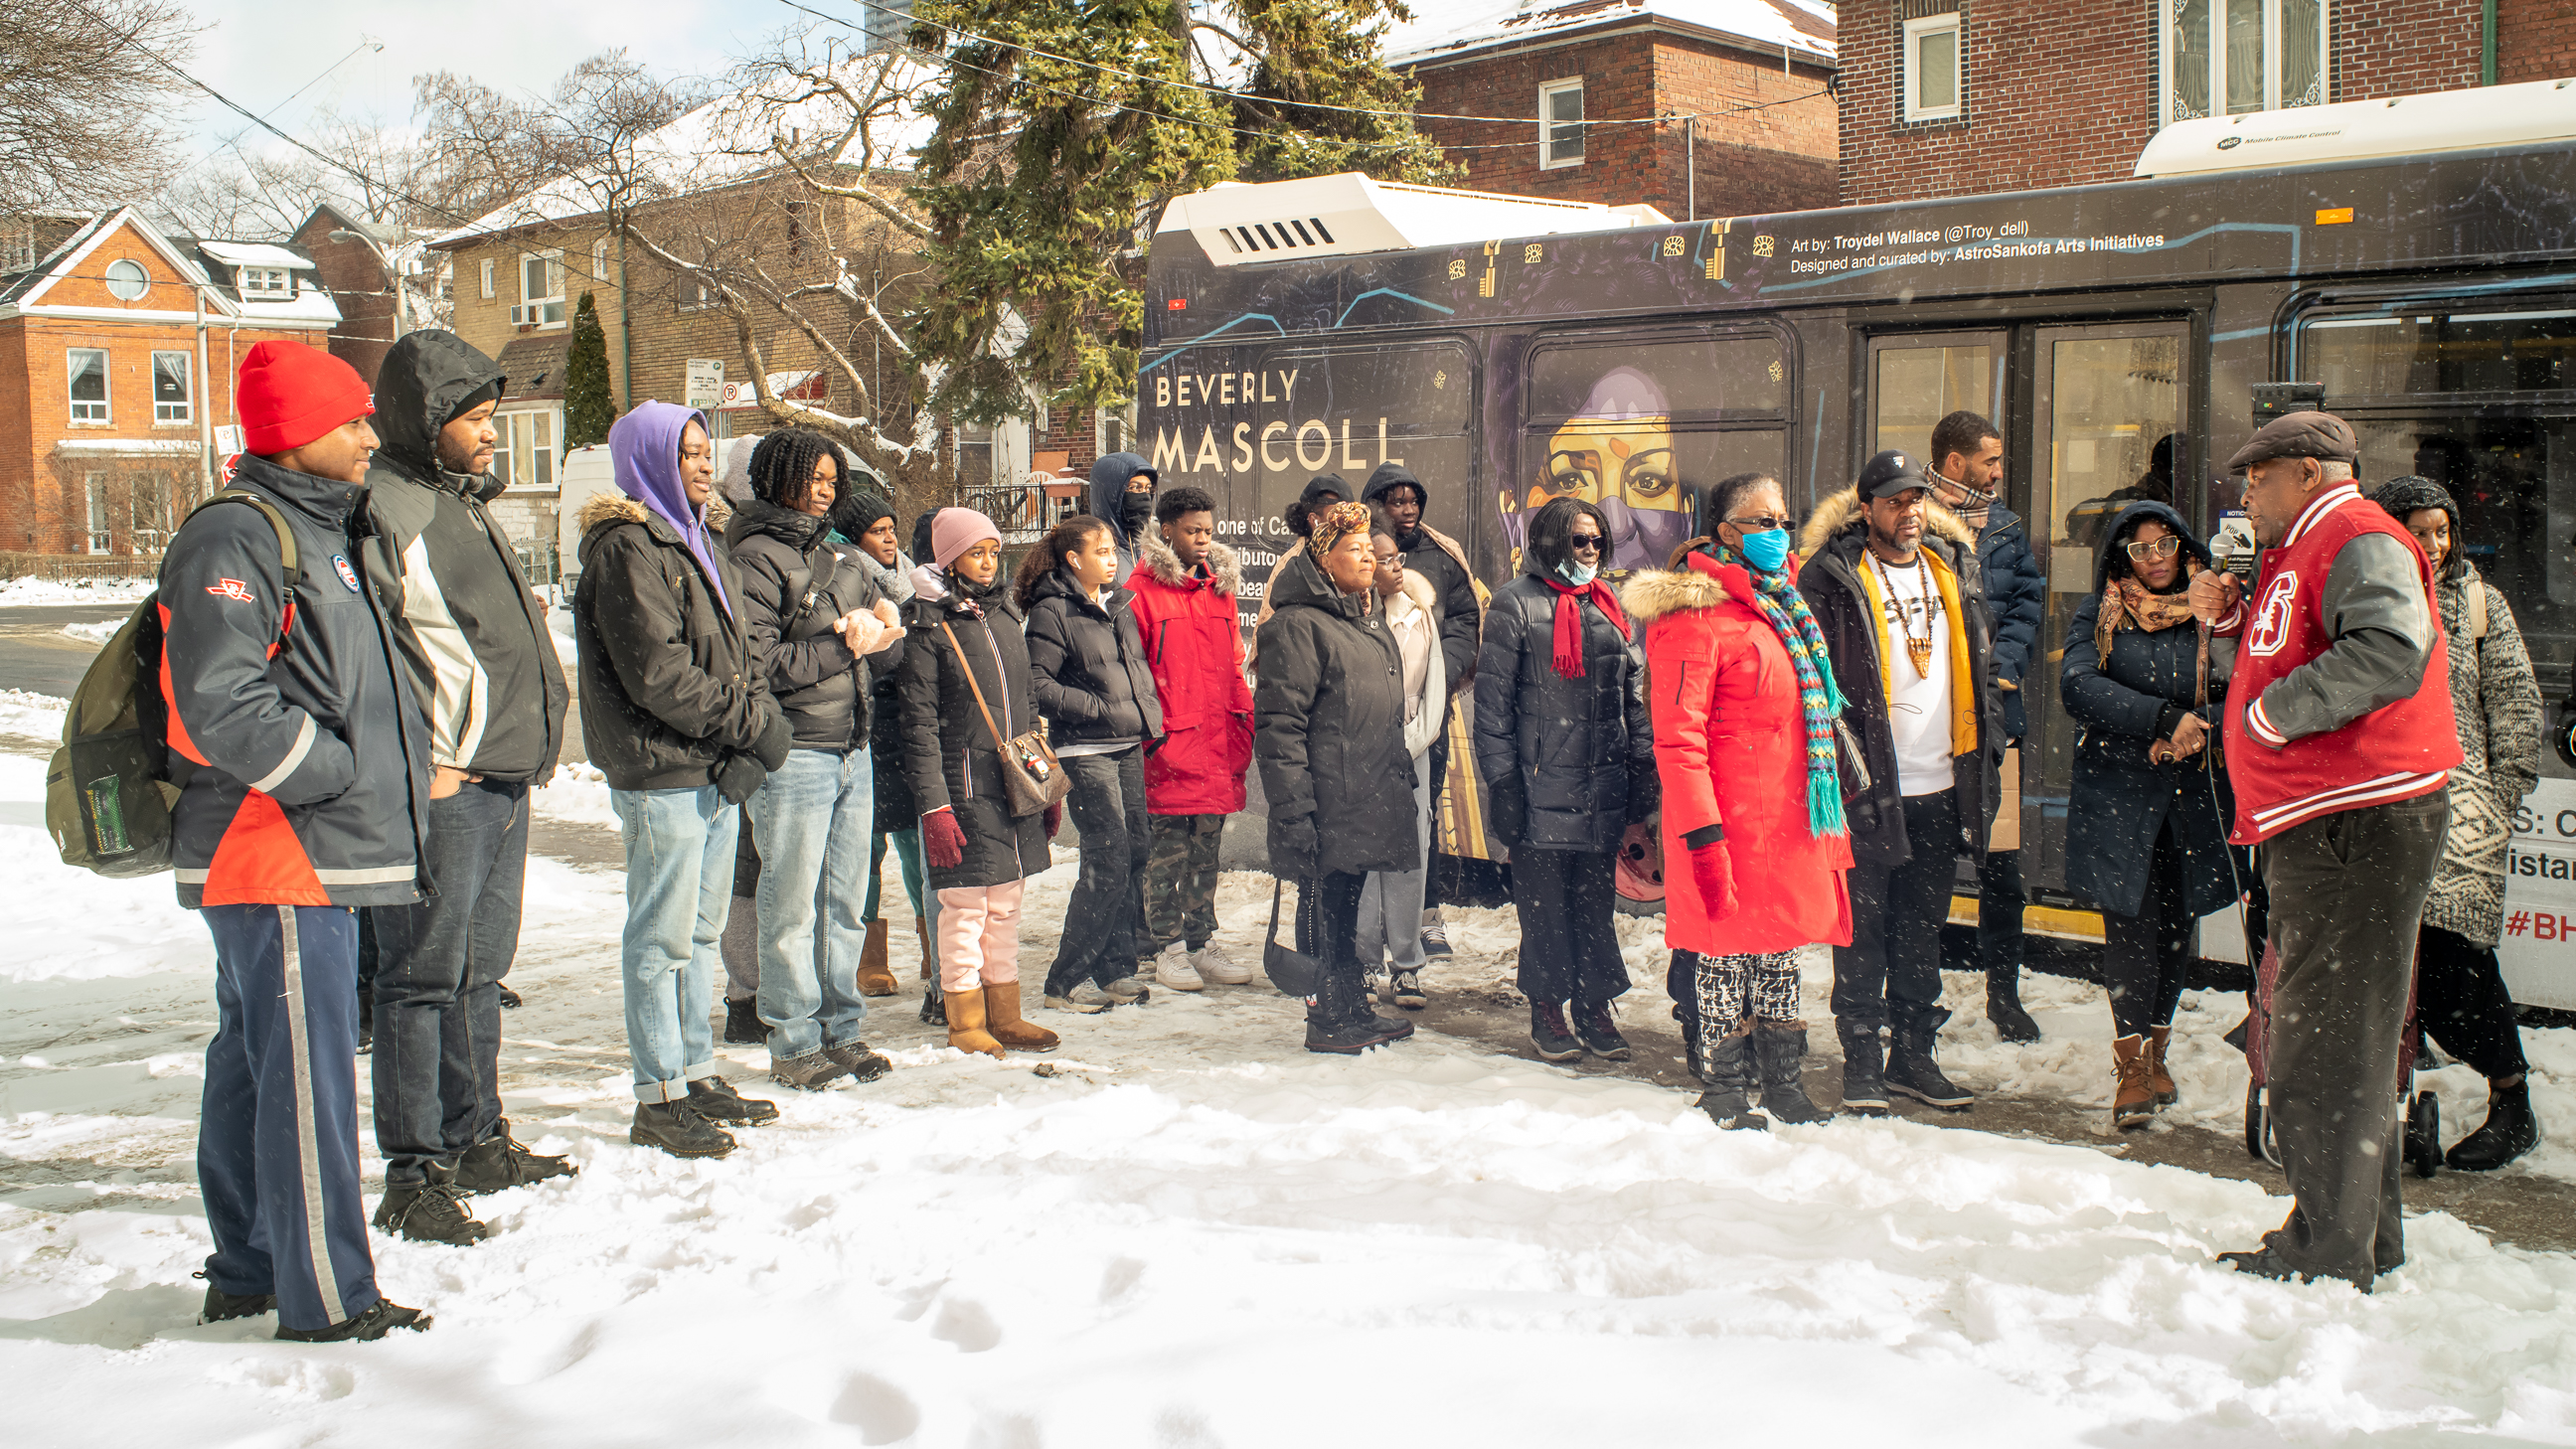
[239,266,292,300]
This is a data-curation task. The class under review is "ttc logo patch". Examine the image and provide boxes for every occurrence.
[205,578,254,602]
[332,555,361,592]
[2247,571,2301,658]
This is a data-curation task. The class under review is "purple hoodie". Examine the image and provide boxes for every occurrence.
[609,400,729,618]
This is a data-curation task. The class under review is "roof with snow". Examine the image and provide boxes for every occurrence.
[194,241,320,270]
[1386,0,1836,68]
[430,52,941,248]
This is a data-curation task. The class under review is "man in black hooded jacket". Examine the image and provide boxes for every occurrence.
[356,331,572,1245]
[1086,449,1159,584]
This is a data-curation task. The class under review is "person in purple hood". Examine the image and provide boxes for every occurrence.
[573,402,793,1160]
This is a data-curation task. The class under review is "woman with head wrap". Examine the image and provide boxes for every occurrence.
[1253,501,1420,1053]
[1475,496,1658,1065]
[2373,476,2545,1170]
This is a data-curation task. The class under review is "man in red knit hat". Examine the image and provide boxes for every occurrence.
[163,340,434,1341]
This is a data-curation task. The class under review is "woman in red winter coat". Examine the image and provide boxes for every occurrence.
[1625,473,1854,1130]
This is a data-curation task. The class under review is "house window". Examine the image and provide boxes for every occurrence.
[1538,78,1584,169]
[238,266,291,300]
[2164,0,2329,126]
[480,257,496,298]
[519,250,566,327]
[152,351,191,424]
[590,238,609,286]
[102,257,150,301]
[1903,14,1964,122]
[2,224,33,272]
[85,475,110,554]
[68,349,108,423]
[494,408,558,489]
[130,472,174,554]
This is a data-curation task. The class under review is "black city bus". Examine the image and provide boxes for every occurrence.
[1136,139,2576,1008]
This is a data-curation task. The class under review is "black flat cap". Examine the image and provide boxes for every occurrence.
[2224,410,2357,471]
[1857,449,1929,500]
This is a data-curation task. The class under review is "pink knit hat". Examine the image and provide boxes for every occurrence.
[930,507,1002,568]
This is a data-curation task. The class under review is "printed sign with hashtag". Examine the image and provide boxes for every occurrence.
[2499,776,2576,1011]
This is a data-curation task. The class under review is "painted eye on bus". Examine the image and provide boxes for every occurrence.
[1620,449,1677,499]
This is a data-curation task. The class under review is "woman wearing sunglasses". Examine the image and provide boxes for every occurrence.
[2060,501,2242,1129]
[1475,496,1657,1063]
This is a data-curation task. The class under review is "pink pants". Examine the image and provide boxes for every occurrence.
[936,882,1023,992]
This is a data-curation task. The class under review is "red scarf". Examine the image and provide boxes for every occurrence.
[1542,576,1629,678]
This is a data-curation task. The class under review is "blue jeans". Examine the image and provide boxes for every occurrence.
[750,748,874,1058]
[611,785,737,1102]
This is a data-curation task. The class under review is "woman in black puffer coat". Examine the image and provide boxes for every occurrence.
[2060,501,2240,1129]
[1476,496,1657,1065]
[1255,501,1419,1055]
[1019,516,1167,1008]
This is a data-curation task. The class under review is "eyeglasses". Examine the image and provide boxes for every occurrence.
[1726,514,1790,532]
[1568,535,1604,553]
[2124,535,2183,562]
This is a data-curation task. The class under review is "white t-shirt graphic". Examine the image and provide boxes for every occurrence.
[1871,554,1956,797]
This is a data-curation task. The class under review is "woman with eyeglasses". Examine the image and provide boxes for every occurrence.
[2060,501,2242,1129]
[1476,495,1658,1063]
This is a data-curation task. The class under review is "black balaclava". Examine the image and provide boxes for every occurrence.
[1120,490,1154,538]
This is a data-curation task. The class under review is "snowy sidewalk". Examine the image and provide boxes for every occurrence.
[7,750,2576,1440]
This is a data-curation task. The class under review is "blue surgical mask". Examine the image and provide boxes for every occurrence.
[1555,559,1597,587]
[1738,527,1792,572]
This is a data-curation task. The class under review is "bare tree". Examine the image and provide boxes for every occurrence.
[0,0,200,214]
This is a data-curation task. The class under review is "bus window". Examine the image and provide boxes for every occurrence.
[1867,333,2005,459]
[2307,309,2576,398]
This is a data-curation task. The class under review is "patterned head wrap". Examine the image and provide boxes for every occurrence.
[1306,500,1374,563]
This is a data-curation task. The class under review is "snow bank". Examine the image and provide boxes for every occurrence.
[58,620,119,645]
[0,577,153,606]
[0,690,68,740]
[533,760,618,828]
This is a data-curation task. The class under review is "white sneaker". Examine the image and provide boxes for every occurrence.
[1190,942,1253,985]
[1102,974,1153,1003]
[1152,943,1207,991]
[1046,982,1115,1013]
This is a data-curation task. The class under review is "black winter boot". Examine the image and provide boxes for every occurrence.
[919,980,947,1027]
[372,1164,489,1245]
[1571,998,1632,1060]
[1886,1010,1973,1110]
[1836,1020,1888,1114]
[723,997,764,1045]
[1695,1025,1766,1130]
[275,1298,431,1342]
[197,1276,275,1324]
[356,995,374,1054]
[631,1100,735,1159]
[1530,1001,1582,1062]
[454,1118,576,1193]
[686,1075,778,1125]
[2447,1076,2541,1171]
[1751,1020,1832,1125]
[1307,967,1404,1054]
[1986,961,2040,1044]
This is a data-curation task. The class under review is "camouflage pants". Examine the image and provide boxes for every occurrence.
[1143,813,1225,953]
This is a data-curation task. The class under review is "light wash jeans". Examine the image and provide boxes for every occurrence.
[1355,747,1433,970]
[611,784,737,1102]
[749,747,875,1058]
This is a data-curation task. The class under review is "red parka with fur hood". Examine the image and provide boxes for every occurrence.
[1126,529,1255,814]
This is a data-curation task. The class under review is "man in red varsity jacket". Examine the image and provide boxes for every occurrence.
[2191,410,2461,1290]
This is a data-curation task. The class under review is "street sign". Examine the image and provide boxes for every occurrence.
[685,359,725,411]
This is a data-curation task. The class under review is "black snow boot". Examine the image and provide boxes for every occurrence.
[372,1164,490,1245]
[1307,966,1405,1054]
[723,996,764,1045]
[497,983,522,1009]
[454,1118,577,1194]
[197,1275,275,1324]
[631,1100,735,1159]
[2447,1076,2541,1171]
[1571,997,1632,1060]
[686,1075,779,1126]
[1694,1025,1766,1130]
[356,995,374,1054]
[1837,1020,1889,1114]
[1886,1010,1973,1110]
[1751,1020,1832,1125]
[1530,1001,1583,1063]
[919,980,947,1027]
[275,1298,432,1343]
[1986,961,2040,1044]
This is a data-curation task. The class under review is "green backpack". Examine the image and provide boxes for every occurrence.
[44,490,298,878]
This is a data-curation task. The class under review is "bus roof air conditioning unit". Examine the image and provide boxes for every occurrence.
[1162,172,1672,266]
[2135,77,2576,178]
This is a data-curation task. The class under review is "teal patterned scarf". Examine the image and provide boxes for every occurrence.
[1701,541,1849,838]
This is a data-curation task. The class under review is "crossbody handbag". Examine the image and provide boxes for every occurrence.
[1261,878,1325,997]
[939,620,1071,817]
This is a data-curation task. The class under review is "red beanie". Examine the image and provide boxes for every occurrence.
[237,340,375,456]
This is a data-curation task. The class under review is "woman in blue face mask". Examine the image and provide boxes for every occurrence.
[1474,495,1659,1064]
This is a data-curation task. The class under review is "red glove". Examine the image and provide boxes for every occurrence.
[922,808,967,869]
[1044,801,1062,840]
[1689,844,1738,922]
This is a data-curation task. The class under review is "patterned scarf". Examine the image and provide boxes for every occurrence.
[2093,575,2196,661]
[1699,542,1849,838]
[1541,575,1630,678]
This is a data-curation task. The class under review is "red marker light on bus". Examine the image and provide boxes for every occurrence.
[1168,297,1189,310]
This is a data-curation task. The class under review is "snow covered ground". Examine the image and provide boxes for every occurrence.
[0,576,154,607]
[7,744,2576,1441]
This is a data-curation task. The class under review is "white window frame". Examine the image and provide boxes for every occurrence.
[130,471,173,554]
[480,256,496,298]
[2161,0,2332,128]
[1902,13,1965,122]
[1095,402,1138,460]
[67,348,109,425]
[1537,78,1585,170]
[84,474,110,554]
[494,406,561,491]
[589,238,609,287]
[237,266,291,301]
[1,223,33,272]
[151,350,191,425]
[518,249,566,329]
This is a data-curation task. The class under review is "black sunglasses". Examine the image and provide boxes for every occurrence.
[1568,534,1604,553]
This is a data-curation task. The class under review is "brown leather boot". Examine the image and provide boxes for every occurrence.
[945,980,1006,1057]
[2144,1024,2177,1106]
[2111,1035,2155,1130]
[914,913,936,981]
[855,917,899,997]
[983,979,1058,1051]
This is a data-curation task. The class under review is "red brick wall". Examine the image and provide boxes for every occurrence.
[1406,27,1838,219]
[1840,0,2486,208]
[294,214,396,387]
[2498,0,2576,82]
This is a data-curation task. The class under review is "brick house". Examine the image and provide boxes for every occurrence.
[0,208,338,560]
[1390,0,1841,220]
[1838,0,2576,207]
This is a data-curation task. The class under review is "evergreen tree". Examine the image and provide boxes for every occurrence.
[564,290,613,448]
[908,1,1450,425]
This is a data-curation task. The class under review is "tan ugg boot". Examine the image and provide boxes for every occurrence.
[983,980,1058,1051]
[855,917,899,997]
[945,981,1006,1057]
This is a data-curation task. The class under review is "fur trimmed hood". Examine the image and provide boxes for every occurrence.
[1134,527,1244,595]
[1383,565,1438,621]
[1620,564,1730,626]
[576,488,731,535]
[1797,485,1977,562]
